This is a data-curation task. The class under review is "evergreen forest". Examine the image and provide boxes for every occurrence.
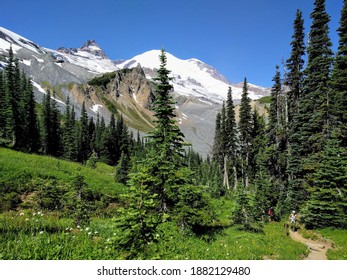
[0,0,346,260]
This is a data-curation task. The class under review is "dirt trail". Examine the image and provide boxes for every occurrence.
[289,230,332,260]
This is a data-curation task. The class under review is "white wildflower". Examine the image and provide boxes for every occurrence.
[39,231,44,234]
[19,212,24,216]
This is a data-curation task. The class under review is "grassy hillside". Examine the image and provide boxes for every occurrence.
[1,147,346,260]
[0,148,126,213]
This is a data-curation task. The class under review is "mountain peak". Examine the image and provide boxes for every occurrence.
[80,39,108,59]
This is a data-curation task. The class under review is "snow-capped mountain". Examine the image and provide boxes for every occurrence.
[116,50,269,104]
[53,39,118,74]
[0,26,270,155]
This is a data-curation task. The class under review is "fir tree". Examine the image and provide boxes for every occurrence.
[21,77,40,152]
[301,0,334,152]
[285,9,306,213]
[146,49,187,212]
[212,112,223,166]
[239,78,253,188]
[62,97,77,161]
[149,49,185,159]
[287,0,334,211]
[286,9,305,124]
[302,135,347,229]
[114,167,161,258]
[331,0,347,148]
[5,47,20,147]
[0,71,13,144]
[77,102,91,163]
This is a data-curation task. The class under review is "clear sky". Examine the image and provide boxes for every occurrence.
[0,0,343,87]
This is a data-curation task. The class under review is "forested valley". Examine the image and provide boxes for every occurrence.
[0,0,346,260]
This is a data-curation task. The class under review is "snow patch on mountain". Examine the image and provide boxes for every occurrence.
[0,26,42,54]
[117,50,267,103]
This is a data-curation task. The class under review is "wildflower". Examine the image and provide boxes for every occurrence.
[25,218,29,222]
[37,211,41,215]
[65,227,69,231]
[70,228,73,231]
[33,212,36,216]
[77,225,80,229]
[19,212,24,216]
[94,231,98,234]
[106,238,110,242]
[39,231,44,234]
[88,232,92,235]
[41,213,44,217]
[156,234,159,238]
[85,227,90,231]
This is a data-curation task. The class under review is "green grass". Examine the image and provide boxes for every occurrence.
[0,147,125,196]
[319,228,347,260]
[0,211,308,260]
[146,222,308,260]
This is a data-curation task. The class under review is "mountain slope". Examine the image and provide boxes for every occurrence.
[116,50,269,103]
[0,26,270,156]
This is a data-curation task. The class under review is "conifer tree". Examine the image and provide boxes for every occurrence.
[146,49,187,212]
[0,71,13,144]
[42,91,52,155]
[114,168,161,258]
[5,47,20,147]
[62,97,77,161]
[287,0,334,211]
[285,9,306,212]
[301,0,333,152]
[331,0,347,148]
[286,9,305,124]
[239,78,253,188]
[302,135,347,229]
[42,91,61,156]
[77,102,91,163]
[21,77,40,152]
[212,112,223,165]
[149,49,185,159]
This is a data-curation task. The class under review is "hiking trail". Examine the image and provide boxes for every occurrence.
[289,230,332,260]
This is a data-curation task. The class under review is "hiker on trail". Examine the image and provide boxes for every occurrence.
[289,211,297,231]
[267,207,274,222]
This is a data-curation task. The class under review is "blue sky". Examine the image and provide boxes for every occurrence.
[1,0,343,87]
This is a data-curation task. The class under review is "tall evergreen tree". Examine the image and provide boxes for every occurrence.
[239,78,253,188]
[149,49,185,159]
[77,102,91,163]
[62,97,77,161]
[302,135,347,229]
[5,47,20,147]
[286,9,305,124]
[286,0,334,211]
[42,91,61,156]
[0,71,13,144]
[301,0,334,152]
[20,77,40,152]
[224,87,238,190]
[212,112,223,165]
[331,0,347,148]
